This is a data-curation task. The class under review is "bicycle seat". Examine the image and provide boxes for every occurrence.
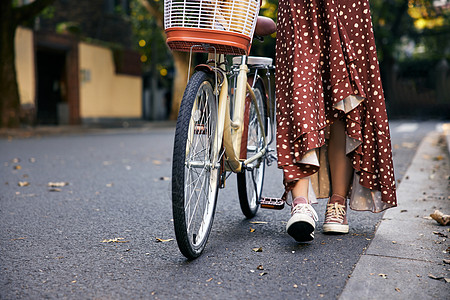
[255,16,276,36]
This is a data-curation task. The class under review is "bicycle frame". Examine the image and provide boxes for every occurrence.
[197,52,274,175]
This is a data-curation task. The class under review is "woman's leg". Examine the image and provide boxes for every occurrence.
[291,177,309,201]
[328,119,353,197]
[324,118,352,233]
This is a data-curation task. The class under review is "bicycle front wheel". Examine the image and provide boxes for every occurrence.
[237,81,267,218]
[172,71,220,259]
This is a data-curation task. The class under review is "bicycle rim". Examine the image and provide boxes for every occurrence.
[172,71,220,259]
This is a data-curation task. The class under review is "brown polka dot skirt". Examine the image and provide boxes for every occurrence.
[275,0,397,212]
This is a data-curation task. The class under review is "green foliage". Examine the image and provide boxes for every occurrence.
[129,0,172,81]
[250,0,278,59]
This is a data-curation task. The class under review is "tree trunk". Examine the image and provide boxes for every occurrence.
[0,2,21,127]
[169,51,189,120]
[0,0,56,128]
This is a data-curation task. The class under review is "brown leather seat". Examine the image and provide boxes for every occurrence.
[255,16,276,36]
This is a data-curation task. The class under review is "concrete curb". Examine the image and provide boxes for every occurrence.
[340,129,450,299]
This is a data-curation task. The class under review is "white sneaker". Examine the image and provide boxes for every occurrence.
[286,197,318,242]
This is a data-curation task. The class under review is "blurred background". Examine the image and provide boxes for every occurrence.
[1,0,449,128]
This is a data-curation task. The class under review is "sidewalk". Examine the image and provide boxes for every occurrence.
[0,120,176,139]
[340,125,450,299]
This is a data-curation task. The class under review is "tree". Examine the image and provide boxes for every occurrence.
[0,0,55,128]
[137,0,189,120]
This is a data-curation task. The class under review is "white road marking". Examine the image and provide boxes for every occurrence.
[395,123,418,133]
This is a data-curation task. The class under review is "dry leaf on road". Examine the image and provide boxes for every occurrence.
[48,182,68,187]
[155,237,174,243]
[18,181,29,187]
[101,238,129,243]
[430,210,450,226]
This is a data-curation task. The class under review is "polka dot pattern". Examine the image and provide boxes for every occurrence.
[275,0,397,211]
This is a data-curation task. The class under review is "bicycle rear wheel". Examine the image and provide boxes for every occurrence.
[172,71,220,259]
[237,81,267,218]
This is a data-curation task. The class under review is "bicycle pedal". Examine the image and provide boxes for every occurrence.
[260,197,285,210]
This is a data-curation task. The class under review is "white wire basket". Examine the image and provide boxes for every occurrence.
[164,0,260,55]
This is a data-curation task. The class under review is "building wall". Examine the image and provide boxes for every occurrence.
[15,27,35,106]
[79,42,142,119]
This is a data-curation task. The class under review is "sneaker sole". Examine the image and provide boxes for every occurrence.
[323,223,349,234]
[286,214,315,242]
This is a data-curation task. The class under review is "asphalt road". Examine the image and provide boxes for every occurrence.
[0,120,443,299]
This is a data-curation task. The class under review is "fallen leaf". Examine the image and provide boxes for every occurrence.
[443,259,450,264]
[402,142,416,149]
[293,284,298,288]
[206,278,213,282]
[430,210,450,226]
[250,228,255,233]
[11,237,26,241]
[48,182,68,187]
[249,221,268,224]
[18,181,29,187]
[428,274,444,280]
[153,160,162,165]
[433,155,444,161]
[395,288,401,292]
[49,188,62,192]
[252,247,263,252]
[392,241,397,244]
[259,272,267,276]
[106,183,113,187]
[155,237,174,243]
[433,231,448,238]
[14,165,22,170]
[257,265,264,270]
[445,278,450,283]
[378,273,388,279]
[101,238,129,243]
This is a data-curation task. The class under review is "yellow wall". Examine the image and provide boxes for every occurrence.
[79,42,142,118]
[15,27,35,106]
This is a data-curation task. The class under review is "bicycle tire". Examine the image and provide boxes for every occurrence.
[237,81,267,219]
[172,71,220,259]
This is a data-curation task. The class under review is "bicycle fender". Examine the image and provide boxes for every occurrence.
[194,64,224,83]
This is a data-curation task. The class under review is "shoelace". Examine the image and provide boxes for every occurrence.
[292,203,319,221]
[325,202,346,222]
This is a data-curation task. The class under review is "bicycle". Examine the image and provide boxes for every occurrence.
[165,0,279,259]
